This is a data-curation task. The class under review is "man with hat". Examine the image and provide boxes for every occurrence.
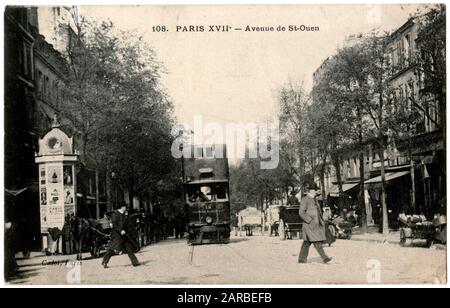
[102,203,140,268]
[298,185,332,264]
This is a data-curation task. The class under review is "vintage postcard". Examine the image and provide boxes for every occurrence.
[2,2,447,288]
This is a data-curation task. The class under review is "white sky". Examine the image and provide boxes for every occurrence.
[77,4,424,154]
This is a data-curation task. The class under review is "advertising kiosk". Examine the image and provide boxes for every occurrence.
[35,116,78,252]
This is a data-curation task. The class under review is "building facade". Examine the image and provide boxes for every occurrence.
[4,7,112,251]
[310,17,445,228]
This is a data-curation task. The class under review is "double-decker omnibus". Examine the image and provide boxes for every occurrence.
[183,144,230,245]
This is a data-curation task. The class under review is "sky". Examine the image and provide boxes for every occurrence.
[76,4,424,153]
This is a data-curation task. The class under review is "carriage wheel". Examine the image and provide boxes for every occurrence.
[90,242,101,258]
[400,229,413,247]
[400,228,406,246]
[346,229,352,240]
[329,225,336,238]
[279,220,286,240]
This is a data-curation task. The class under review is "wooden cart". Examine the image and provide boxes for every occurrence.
[399,221,435,247]
[278,205,303,240]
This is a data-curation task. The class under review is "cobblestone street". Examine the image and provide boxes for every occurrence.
[9,235,446,285]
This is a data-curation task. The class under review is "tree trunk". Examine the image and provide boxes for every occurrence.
[320,157,327,207]
[95,168,100,219]
[409,137,416,213]
[106,164,113,213]
[128,185,134,210]
[379,146,389,238]
[359,149,367,232]
[358,107,367,232]
[438,92,446,152]
[95,129,100,219]
[331,152,344,209]
[298,151,305,196]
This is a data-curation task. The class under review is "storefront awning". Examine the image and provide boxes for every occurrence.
[364,171,410,184]
[329,183,359,195]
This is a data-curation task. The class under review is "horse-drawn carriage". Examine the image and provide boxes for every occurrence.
[88,216,112,258]
[278,205,303,240]
[67,211,151,260]
[65,215,112,260]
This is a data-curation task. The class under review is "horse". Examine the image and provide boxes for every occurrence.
[70,216,92,260]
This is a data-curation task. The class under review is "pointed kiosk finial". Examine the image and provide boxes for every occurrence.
[52,114,61,128]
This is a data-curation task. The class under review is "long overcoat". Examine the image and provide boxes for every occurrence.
[107,210,126,253]
[298,194,327,242]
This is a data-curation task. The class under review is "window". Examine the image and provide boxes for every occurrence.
[21,42,33,77]
[52,80,59,105]
[194,147,203,158]
[44,76,50,99]
[36,70,43,94]
[396,41,402,67]
[215,186,227,200]
[403,34,411,64]
[392,44,398,67]
[204,146,214,158]
[186,185,228,202]
[425,100,441,132]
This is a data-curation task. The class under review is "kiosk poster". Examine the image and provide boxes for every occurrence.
[63,164,76,216]
[45,165,65,230]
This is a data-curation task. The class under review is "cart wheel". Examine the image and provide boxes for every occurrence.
[346,229,352,240]
[279,220,286,240]
[400,228,406,247]
[90,245,100,258]
[329,225,336,238]
[400,229,413,247]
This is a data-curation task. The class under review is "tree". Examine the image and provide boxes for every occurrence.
[311,44,374,231]
[358,34,393,237]
[60,12,178,217]
[310,56,359,211]
[278,81,312,195]
[230,157,285,213]
[415,4,446,137]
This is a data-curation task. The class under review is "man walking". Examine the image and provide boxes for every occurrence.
[298,187,332,264]
[102,204,140,268]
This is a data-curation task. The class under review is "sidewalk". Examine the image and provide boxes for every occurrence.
[351,226,400,244]
[351,226,446,250]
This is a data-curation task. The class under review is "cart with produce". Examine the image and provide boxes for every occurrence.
[399,214,446,247]
[238,207,263,236]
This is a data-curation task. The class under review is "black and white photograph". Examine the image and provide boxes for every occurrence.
[1,1,448,288]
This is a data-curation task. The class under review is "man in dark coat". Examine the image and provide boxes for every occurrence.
[298,188,332,264]
[102,204,140,268]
